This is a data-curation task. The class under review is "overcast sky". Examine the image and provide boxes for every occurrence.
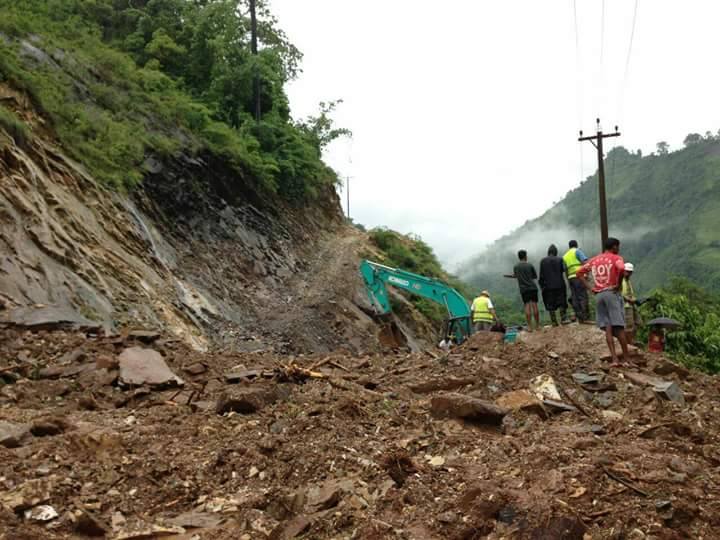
[270,0,720,269]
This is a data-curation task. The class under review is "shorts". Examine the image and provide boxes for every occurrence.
[521,289,538,305]
[596,290,625,329]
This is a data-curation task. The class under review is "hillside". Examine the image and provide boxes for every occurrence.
[0,0,449,355]
[460,136,720,304]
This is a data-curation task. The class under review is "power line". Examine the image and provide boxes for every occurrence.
[600,0,605,69]
[623,0,640,82]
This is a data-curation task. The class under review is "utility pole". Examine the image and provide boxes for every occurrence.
[578,118,620,247]
[249,0,261,122]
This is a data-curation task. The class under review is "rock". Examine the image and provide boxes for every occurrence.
[430,393,507,425]
[653,359,689,379]
[496,389,547,417]
[542,399,578,414]
[126,330,160,343]
[246,509,278,536]
[0,306,101,333]
[0,420,32,448]
[428,455,445,467]
[529,374,562,401]
[623,371,664,387]
[269,515,311,539]
[215,386,284,415]
[306,481,344,511]
[627,529,646,540]
[601,410,623,421]
[409,376,476,394]
[95,355,119,370]
[183,362,207,375]
[30,416,70,437]
[118,347,184,387]
[433,511,456,526]
[225,369,263,383]
[653,381,685,405]
[0,476,54,512]
[24,504,58,522]
[572,372,604,385]
[167,511,224,529]
[548,351,560,359]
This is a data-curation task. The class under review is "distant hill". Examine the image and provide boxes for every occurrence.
[459,135,720,303]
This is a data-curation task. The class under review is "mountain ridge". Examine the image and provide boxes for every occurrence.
[460,135,720,305]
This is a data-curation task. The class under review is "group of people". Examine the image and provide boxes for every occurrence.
[470,237,641,365]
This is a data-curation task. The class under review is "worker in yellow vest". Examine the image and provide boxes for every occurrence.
[470,290,498,332]
[563,240,590,322]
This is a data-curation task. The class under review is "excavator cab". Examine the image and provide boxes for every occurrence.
[440,316,473,346]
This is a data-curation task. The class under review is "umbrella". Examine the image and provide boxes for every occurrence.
[647,317,682,329]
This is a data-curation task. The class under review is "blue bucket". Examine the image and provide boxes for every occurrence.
[504,329,518,344]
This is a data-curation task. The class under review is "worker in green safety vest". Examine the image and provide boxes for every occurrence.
[563,240,590,323]
[470,290,497,332]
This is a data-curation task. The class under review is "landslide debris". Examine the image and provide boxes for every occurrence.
[1,323,719,538]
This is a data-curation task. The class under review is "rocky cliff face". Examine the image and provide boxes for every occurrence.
[0,85,355,351]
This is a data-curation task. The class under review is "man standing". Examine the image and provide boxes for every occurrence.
[539,244,569,326]
[505,250,540,331]
[576,237,630,365]
[470,290,497,332]
[621,262,642,344]
[563,240,590,322]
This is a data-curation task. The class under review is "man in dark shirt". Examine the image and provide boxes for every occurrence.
[539,244,569,326]
[505,250,540,331]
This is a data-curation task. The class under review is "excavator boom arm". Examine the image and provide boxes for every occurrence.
[360,260,472,342]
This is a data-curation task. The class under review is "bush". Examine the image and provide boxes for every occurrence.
[0,104,31,146]
[638,277,720,373]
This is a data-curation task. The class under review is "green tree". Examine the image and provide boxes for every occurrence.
[656,141,669,155]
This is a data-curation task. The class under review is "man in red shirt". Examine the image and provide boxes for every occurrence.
[576,237,630,365]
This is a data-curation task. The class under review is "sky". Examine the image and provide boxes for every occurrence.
[270,0,720,269]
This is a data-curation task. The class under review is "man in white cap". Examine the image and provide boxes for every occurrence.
[621,262,641,343]
[471,290,498,332]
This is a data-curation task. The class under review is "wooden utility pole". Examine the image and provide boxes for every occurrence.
[249,0,261,122]
[578,118,620,247]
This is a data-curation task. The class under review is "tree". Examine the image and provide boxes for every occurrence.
[656,141,669,155]
[683,133,702,146]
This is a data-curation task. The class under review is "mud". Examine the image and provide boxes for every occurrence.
[1,323,718,539]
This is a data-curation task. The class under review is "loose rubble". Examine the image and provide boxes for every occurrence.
[1,323,719,538]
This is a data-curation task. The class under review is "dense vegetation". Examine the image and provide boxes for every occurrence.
[366,229,525,326]
[0,0,347,199]
[638,277,720,373]
[461,133,720,307]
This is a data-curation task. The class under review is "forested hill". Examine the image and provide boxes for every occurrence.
[460,134,720,302]
[0,0,346,200]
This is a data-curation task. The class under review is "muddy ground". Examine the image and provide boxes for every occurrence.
[1,322,719,540]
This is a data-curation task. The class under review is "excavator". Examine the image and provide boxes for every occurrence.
[359,259,474,344]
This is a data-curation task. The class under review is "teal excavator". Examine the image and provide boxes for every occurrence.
[359,259,473,344]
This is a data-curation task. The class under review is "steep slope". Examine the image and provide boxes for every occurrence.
[460,139,720,302]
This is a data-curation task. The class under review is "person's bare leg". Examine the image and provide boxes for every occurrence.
[532,302,540,330]
[605,326,618,362]
[524,303,532,331]
[616,327,630,360]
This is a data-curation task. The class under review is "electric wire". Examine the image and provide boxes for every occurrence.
[618,0,640,125]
